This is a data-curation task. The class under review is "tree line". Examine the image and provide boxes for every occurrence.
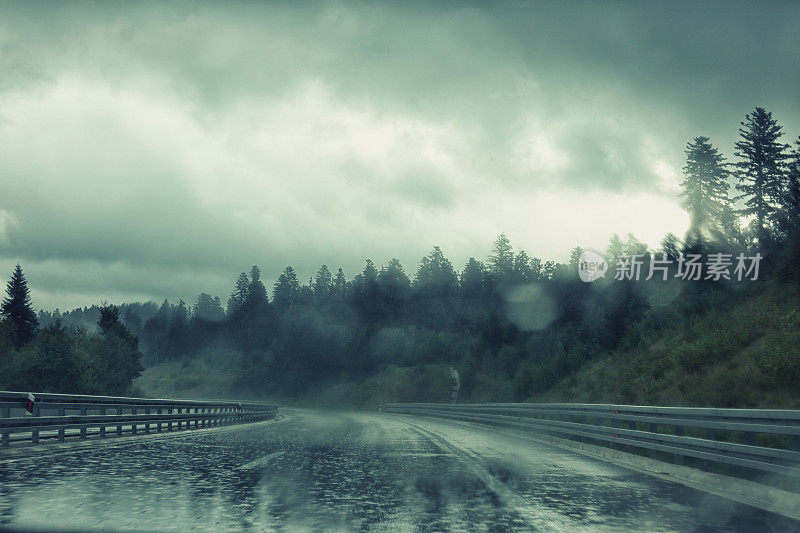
[5,105,800,400]
[0,265,143,394]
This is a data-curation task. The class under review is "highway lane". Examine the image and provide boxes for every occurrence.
[0,410,798,532]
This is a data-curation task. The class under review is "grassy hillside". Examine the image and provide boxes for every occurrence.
[133,348,249,400]
[536,282,800,408]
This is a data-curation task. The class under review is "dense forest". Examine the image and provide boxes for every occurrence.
[2,106,800,406]
[0,266,143,395]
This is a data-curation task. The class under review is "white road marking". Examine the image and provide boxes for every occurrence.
[239,450,286,470]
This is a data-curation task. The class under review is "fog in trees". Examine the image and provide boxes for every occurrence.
[4,105,800,405]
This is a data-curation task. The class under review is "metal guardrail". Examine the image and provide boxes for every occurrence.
[1,390,278,448]
[382,402,800,478]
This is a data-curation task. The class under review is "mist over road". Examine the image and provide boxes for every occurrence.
[0,410,797,532]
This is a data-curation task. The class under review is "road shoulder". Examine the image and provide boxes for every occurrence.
[389,414,800,522]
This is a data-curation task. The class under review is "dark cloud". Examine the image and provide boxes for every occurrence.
[0,1,798,309]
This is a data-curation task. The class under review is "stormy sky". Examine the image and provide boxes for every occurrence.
[1,1,799,311]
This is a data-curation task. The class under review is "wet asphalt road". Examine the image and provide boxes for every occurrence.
[0,410,798,532]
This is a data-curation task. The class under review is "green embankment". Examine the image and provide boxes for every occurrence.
[134,357,243,400]
[536,283,800,408]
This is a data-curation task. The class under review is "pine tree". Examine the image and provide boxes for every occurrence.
[541,260,557,279]
[378,259,410,296]
[734,107,791,242]
[313,265,333,299]
[782,136,800,227]
[167,300,190,359]
[332,267,348,297]
[273,266,300,308]
[413,246,457,296]
[1,265,38,348]
[353,259,380,318]
[715,203,745,246]
[606,234,624,265]
[513,250,536,283]
[226,272,250,315]
[528,256,544,280]
[659,233,681,261]
[376,259,411,319]
[193,293,225,322]
[98,304,139,349]
[776,136,800,281]
[680,136,731,242]
[568,246,584,272]
[361,259,378,287]
[460,258,487,296]
[488,234,514,280]
[244,265,268,312]
[97,304,122,333]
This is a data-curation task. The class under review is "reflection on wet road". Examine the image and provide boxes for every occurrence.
[1,410,798,531]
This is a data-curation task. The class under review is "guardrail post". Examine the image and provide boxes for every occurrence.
[131,407,137,435]
[31,406,39,444]
[649,423,658,458]
[144,408,150,434]
[609,416,617,451]
[627,419,636,453]
[117,407,123,436]
[703,428,717,469]
[80,407,87,439]
[674,425,684,464]
[157,408,162,432]
[1,406,9,447]
[58,407,66,442]
[99,408,106,438]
